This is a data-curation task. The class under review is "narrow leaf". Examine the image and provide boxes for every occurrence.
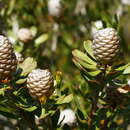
[16,79,26,84]
[72,49,96,65]
[19,57,37,76]
[72,58,85,71]
[30,26,38,37]
[56,94,73,104]
[87,70,101,77]
[84,40,96,60]
[115,63,130,71]
[19,106,37,112]
[73,57,97,70]
[15,103,37,112]
[123,66,130,74]
[35,34,48,47]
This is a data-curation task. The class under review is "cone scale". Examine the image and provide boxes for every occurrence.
[17,28,33,43]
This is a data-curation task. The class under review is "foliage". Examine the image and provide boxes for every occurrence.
[0,0,130,130]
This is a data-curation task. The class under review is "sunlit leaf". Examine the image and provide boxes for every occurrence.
[87,70,101,77]
[72,49,96,65]
[35,34,48,47]
[72,58,85,71]
[40,109,55,119]
[0,87,11,96]
[16,79,26,84]
[115,63,130,71]
[18,57,37,76]
[73,57,97,70]
[15,102,37,112]
[30,26,38,37]
[84,40,96,60]
[56,94,73,104]
[123,66,130,74]
[17,105,37,112]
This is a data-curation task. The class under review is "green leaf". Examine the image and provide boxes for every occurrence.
[0,111,17,119]
[18,57,37,76]
[123,66,130,74]
[84,40,96,60]
[56,94,73,104]
[73,57,97,70]
[87,70,101,77]
[7,0,15,15]
[0,89,4,96]
[73,58,101,77]
[16,78,26,84]
[40,108,46,118]
[15,102,37,112]
[30,26,38,37]
[115,63,130,71]
[72,58,85,71]
[0,87,11,96]
[82,73,90,81]
[0,104,14,113]
[63,32,73,46]
[72,49,96,65]
[21,106,37,112]
[106,71,122,79]
[82,70,101,77]
[40,109,55,119]
[77,108,85,120]
[13,87,26,96]
[35,34,48,47]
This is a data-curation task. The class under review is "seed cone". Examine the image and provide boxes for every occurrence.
[48,0,61,17]
[17,28,33,43]
[15,52,24,64]
[92,28,120,65]
[0,35,17,80]
[27,69,54,102]
[58,109,77,128]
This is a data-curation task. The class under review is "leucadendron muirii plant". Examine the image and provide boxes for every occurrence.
[72,28,130,129]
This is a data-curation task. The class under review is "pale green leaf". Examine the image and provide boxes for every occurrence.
[18,57,37,76]
[0,89,4,96]
[72,58,85,71]
[87,70,101,77]
[84,40,96,60]
[40,109,55,119]
[72,49,96,65]
[56,94,73,104]
[7,0,15,15]
[123,66,130,74]
[18,106,37,112]
[73,57,97,70]
[16,79,27,84]
[0,87,11,96]
[115,63,130,71]
[40,108,46,118]
[30,26,37,37]
[35,34,48,47]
